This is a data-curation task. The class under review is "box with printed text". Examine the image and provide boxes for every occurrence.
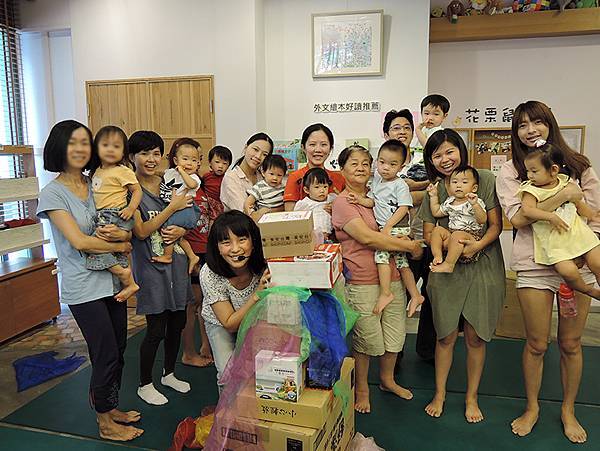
[268,243,342,289]
[258,210,315,259]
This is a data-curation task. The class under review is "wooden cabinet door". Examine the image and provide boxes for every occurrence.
[87,81,150,136]
[0,282,16,342]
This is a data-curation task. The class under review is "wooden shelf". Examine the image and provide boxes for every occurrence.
[430,8,600,42]
[0,223,48,255]
[0,177,39,203]
[0,144,33,155]
[0,257,56,282]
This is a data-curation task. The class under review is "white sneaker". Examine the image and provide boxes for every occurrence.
[137,383,168,405]
[161,373,191,393]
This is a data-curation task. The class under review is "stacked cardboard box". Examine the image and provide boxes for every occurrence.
[221,358,355,451]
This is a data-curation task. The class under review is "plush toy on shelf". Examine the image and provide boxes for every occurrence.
[431,6,445,18]
[485,0,504,14]
[576,0,598,7]
[447,0,466,23]
[513,0,551,11]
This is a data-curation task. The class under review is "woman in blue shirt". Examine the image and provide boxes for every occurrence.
[37,120,142,442]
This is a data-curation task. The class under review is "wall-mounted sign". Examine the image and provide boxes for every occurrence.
[313,101,380,113]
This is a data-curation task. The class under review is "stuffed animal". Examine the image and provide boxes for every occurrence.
[447,0,466,23]
[431,6,445,18]
[551,0,577,9]
[577,0,598,7]
[485,0,503,14]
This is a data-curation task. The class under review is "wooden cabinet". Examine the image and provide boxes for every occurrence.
[86,75,215,172]
[0,258,60,343]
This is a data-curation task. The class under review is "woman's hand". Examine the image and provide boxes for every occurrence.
[169,192,193,212]
[96,224,130,242]
[458,238,483,259]
[323,202,333,214]
[562,183,584,204]
[117,242,132,254]
[161,225,186,245]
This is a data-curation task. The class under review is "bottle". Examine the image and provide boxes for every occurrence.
[558,283,577,318]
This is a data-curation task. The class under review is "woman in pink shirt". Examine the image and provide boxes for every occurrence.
[220,133,273,212]
[496,100,599,444]
[331,145,423,414]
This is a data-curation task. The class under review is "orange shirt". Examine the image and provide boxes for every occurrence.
[283,166,345,203]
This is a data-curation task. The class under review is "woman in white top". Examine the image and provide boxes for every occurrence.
[220,133,273,212]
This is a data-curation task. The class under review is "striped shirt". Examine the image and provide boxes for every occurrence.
[247,180,284,210]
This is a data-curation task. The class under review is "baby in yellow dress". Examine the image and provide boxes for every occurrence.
[517,142,600,299]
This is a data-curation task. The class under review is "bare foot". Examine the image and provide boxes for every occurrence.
[431,261,455,273]
[561,410,587,443]
[115,283,140,302]
[379,382,413,400]
[355,389,371,414]
[465,397,484,423]
[511,408,539,437]
[431,255,443,266]
[182,353,213,368]
[188,254,200,274]
[109,409,141,424]
[373,292,394,314]
[151,255,173,264]
[407,294,425,318]
[425,393,445,418]
[98,416,143,441]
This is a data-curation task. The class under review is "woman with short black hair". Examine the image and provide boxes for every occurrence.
[37,120,142,442]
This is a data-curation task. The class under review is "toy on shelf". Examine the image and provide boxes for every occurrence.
[447,0,466,23]
[485,0,504,14]
[431,6,445,18]
[513,0,551,12]
[576,0,598,7]
[467,0,488,15]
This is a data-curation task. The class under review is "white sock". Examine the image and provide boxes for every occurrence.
[161,372,191,393]
[137,383,168,405]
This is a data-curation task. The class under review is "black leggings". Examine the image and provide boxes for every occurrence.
[69,296,127,414]
[139,310,187,386]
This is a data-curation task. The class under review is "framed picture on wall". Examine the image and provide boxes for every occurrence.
[312,10,383,78]
[560,125,586,154]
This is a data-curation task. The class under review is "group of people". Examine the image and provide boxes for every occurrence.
[37,97,598,444]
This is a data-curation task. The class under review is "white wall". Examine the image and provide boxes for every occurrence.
[429,35,600,268]
[264,0,431,157]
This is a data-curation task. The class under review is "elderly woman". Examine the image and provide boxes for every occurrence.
[331,145,423,414]
[419,129,505,423]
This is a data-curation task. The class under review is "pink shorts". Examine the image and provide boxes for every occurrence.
[516,267,596,293]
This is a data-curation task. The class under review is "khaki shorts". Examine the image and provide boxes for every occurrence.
[516,267,596,293]
[345,281,406,356]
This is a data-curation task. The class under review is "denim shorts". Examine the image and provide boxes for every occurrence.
[165,204,201,230]
[86,208,133,271]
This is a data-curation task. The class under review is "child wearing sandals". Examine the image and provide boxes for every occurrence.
[517,141,600,299]
[88,126,142,301]
[153,139,202,273]
[353,139,424,315]
[428,166,487,273]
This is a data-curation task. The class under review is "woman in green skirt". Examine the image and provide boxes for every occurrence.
[419,129,505,423]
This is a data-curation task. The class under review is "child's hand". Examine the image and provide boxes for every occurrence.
[119,206,135,220]
[323,202,333,214]
[258,269,271,291]
[176,165,186,174]
[549,213,569,233]
[346,192,360,204]
[426,183,438,197]
[417,121,426,130]
[466,193,479,205]
[169,192,192,212]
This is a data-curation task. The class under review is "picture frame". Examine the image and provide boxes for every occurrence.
[312,10,383,78]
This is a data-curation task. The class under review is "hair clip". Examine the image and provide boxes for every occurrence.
[534,139,547,148]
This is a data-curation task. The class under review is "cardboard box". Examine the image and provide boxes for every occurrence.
[219,359,355,450]
[251,357,354,430]
[268,243,343,289]
[256,350,304,403]
[258,211,315,259]
[496,271,526,339]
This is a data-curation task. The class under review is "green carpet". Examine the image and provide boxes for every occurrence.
[368,334,600,406]
[3,331,600,450]
[0,424,150,450]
